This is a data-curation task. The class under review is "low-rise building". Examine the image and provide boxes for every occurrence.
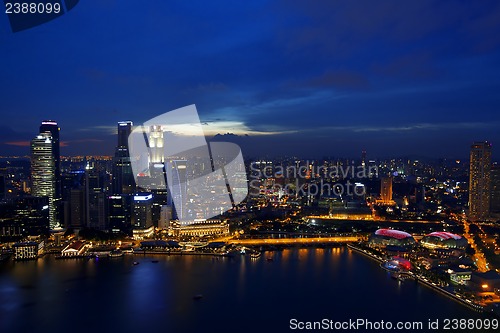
[13,241,44,260]
[61,241,88,257]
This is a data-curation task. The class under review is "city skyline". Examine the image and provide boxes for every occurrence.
[2,1,500,158]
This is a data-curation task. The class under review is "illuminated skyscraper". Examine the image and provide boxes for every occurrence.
[469,141,492,221]
[380,176,393,205]
[148,125,164,163]
[39,121,60,198]
[31,132,58,229]
[112,121,135,194]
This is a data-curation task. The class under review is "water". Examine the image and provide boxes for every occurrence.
[0,247,487,333]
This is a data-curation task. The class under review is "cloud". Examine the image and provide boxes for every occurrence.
[4,141,31,147]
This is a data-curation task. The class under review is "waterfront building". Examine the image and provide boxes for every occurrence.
[61,241,88,257]
[420,232,468,250]
[469,141,492,221]
[368,229,416,249]
[168,219,229,238]
[13,241,44,260]
[132,193,153,229]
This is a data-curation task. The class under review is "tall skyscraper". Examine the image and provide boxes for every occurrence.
[148,125,164,163]
[166,160,187,221]
[469,141,492,221]
[39,121,61,198]
[31,132,58,229]
[112,121,135,194]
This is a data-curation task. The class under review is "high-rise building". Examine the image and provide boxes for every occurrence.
[69,188,85,229]
[490,164,500,213]
[132,193,153,229]
[380,176,393,205]
[108,194,132,232]
[85,167,107,230]
[469,141,492,221]
[31,132,59,229]
[166,160,187,221]
[39,121,61,198]
[112,121,135,194]
[148,125,164,163]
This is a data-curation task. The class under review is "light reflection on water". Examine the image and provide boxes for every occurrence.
[0,247,485,333]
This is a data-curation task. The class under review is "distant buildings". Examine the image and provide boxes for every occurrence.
[469,141,492,221]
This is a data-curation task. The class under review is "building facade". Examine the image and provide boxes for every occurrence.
[31,132,58,229]
[469,141,492,221]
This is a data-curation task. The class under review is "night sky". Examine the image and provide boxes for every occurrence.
[1,0,500,159]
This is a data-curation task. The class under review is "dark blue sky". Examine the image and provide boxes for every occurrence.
[1,0,500,158]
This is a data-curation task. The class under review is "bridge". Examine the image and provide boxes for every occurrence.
[227,236,362,246]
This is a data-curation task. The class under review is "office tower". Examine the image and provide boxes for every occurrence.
[108,194,132,232]
[112,121,135,194]
[469,141,492,221]
[166,160,187,221]
[70,189,85,229]
[132,193,153,229]
[39,121,61,198]
[14,196,50,236]
[380,176,393,205]
[490,164,500,213]
[31,132,59,229]
[85,167,107,230]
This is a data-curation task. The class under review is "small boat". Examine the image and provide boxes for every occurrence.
[151,260,159,263]
[250,252,261,259]
[133,261,140,265]
[193,294,203,300]
[266,257,273,262]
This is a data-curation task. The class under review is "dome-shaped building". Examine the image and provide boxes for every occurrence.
[420,232,468,249]
[368,229,416,249]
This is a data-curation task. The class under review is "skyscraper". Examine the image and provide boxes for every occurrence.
[490,164,500,214]
[166,160,187,221]
[112,121,135,194]
[39,121,61,198]
[469,141,492,221]
[31,132,58,229]
[380,176,393,205]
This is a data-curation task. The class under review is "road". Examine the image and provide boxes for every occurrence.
[227,236,361,246]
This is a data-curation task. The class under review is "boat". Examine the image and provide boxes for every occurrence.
[266,257,273,262]
[151,260,159,263]
[193,294,203,300]
[109,250,124,258]
[250,252,261,259]
[133,261,140,265]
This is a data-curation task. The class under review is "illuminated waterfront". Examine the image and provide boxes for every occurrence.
[0,247,485,333]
